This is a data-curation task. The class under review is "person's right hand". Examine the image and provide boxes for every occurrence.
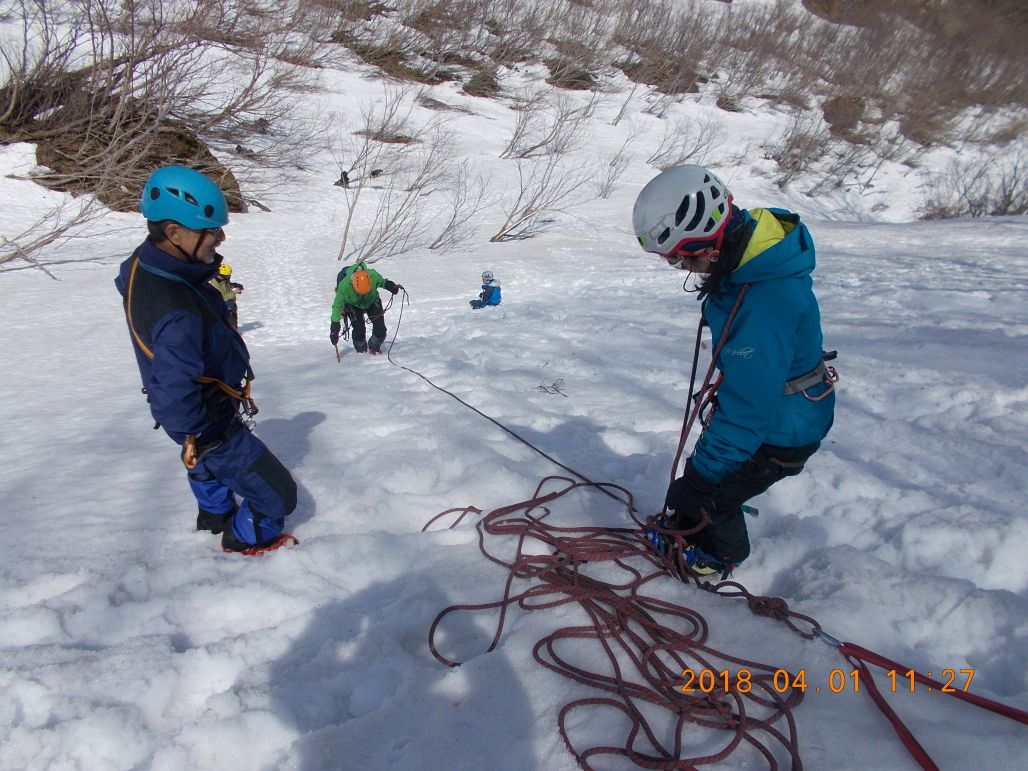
[330,321,341,346]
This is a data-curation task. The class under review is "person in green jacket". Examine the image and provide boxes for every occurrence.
[329,262,403,354]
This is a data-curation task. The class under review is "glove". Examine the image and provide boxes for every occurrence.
[394,284,404,294]
[330,321,341,346]
[665,458,718,532]
[181,434,199,470]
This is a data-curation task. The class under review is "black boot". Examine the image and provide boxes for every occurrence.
[196,502,237,534]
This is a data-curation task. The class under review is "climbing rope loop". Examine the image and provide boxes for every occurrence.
[426,477,810,770]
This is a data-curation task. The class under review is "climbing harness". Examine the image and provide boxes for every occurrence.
[782,350,839,400]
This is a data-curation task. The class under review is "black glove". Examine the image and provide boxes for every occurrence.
[385,280,401,295]
[665,459,718,532]
[330,321,341,346]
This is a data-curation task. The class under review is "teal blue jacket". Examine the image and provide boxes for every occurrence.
[692,208,835,483]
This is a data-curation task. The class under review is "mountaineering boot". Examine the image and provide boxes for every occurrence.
[196,502,237,535]
[221,530,298,555]
[679,545,729,579]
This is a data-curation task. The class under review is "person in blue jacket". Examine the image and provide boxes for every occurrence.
[470,270,501,309]
[115,165,297,555]
[633,164,835,576]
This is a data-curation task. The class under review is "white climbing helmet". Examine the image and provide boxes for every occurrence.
[632,165,732,255]
[482,271,495,284]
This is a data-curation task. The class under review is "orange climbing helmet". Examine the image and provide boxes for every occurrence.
[351,269,372,295]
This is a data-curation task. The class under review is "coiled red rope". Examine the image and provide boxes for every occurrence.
[387,289,1027,768]
[426,477,812,769]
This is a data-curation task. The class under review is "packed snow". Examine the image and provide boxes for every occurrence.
[1,40,1026,771]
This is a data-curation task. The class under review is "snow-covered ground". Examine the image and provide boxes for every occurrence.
[1,41,1026,771]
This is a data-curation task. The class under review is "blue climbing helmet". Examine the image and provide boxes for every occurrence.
[140,165,229,230]
[482,271,495,284]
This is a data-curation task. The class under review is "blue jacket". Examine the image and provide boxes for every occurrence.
[115,240,252,445]
[475,283,501,307]
[692,208,835,483]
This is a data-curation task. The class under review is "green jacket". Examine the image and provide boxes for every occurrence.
[331,263,391,321]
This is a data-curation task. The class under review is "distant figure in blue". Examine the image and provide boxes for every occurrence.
[470,270,501,309]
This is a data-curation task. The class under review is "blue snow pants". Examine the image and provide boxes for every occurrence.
[187,423,297,545]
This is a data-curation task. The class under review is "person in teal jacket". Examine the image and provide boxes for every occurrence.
[633,164,836,576]
[329,262,402,353]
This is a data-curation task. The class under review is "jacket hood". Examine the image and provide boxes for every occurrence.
[728,208,815,286]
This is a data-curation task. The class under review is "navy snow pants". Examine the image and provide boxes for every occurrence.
[187,423,297,545]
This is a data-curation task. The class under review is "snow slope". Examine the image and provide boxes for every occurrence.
[1,47,1027,771]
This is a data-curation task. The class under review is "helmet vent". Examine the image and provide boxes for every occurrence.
[685,192,706,233]
[149,188,160,200]
[674,194,692,227]
[656,226,671,245]
[204,204,214,218]
[703,173,711,183]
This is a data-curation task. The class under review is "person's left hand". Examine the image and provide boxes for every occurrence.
[181,435,199,469]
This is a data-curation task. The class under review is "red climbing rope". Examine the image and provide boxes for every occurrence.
[427,477,811,769]
[383,286,1027,769]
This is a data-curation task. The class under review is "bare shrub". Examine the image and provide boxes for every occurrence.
[336,121,452,263]
[500,89,597,159]
[0,0,324,267]
[485,0,549,66]
[334,89,485,260]
[918,151,1028,220]
[462,66,502,98]
[595,136,635,199]
[489,154,596,241]
[822,95,866,139]
[545,58,598,91]
[0,197,108,273]
[541,0,612,90]
[428,161,490,250]
[764,113,831,189]
[646,115,723,170]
